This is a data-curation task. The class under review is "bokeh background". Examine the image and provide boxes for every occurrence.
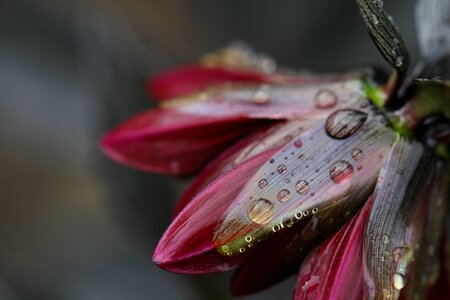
[0,0,418,299]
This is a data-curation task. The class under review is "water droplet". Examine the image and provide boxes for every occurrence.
[314,168,320,173]
[247,199,274,224]
[277,189,291,202]
[294,139,303,148]
[310,192,315,196]
[330,160,354,184]
[302,275,320,293]
[382,234,390,244]
[325,109,368,139]
[277,164,287,174]
[395,56,404,67]
[315,90,337,109]
[383,288,391,298]
[372,14,380,25]
[312,207,318,214]
[356,165,363,171]
[239,247,246,253]
[253,85,270,104]
[245,235,253,242]
[269,158,275,164]
[258,179,268,189]
[393,272,406,290]
[351,148,363,160]
[296,180,310,194]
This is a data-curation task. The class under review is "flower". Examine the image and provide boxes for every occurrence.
[100,1,450,299]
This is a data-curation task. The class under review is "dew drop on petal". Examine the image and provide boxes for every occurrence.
[277,189,291,203]
[315,90,337,109]
[277,164,287,174]
[247,198,274,224]
[351,148,363,160]
[330,160,354,184]
[258,179,268,189]
[393,272,406,290]
[296,180,310,194]
[269,158,275,164]
[294,139,303,148]
[325,109,368,139]
[302,275,320,293]
[253,85,270,104]
[395,56,404,68]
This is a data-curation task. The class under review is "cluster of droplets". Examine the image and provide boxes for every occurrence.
[219,88,380,256]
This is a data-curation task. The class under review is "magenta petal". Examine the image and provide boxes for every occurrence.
[101,109,268,175]
[173,120,318,217]
[148,65,279,100]
[294,196,374,300]
[153,148,279,274]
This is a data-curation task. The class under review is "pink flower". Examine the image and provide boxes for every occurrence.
[101,0,450,296]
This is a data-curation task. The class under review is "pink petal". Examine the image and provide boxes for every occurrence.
[148,65,280,100]
[153,148,279,274]
[173,120,320,217]
[213,97,395,256]
[293,195,374,300]
[230,186,373,296]
[101,109,269,175]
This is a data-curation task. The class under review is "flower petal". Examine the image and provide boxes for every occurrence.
[163,79,366,121]
[402,162,449,300]
[101,109,269,175]
[231,196,365,296]
[363,137,445,299]
[174,120,321,216]
[293,193,374,300]
[148,65,280,100]
[153,148,279,274]
[102,79,367,175]
[213,98,396,256]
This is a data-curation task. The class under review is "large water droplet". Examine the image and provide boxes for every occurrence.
[351,148,363,160]
[258,179,268,189]
[277,189,291,202]
[315,90,337,109]
[395,56,404,68]
[393,272,406,290]
[277,164,287,174]
[330,160,354,184]
[296,180,310,194]
[325,109,368,139]
[247,198,274,225]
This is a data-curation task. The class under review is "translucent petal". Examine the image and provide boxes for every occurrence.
[213,97,396,256]
[362,137,444,299]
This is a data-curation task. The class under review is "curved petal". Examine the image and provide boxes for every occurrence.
[174,120,321,216]
[293,194,374,300]
[153,148,279,274]
[363,138,445,299]
[101,109,268,175]
[102,79,367,175]
[148,65,281,100]
[231,197,365,296]
[213,98,396,256]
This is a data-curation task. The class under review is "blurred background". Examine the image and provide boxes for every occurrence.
[0,0,418,299]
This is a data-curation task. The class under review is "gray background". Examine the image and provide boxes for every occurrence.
[0,0,417,299]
